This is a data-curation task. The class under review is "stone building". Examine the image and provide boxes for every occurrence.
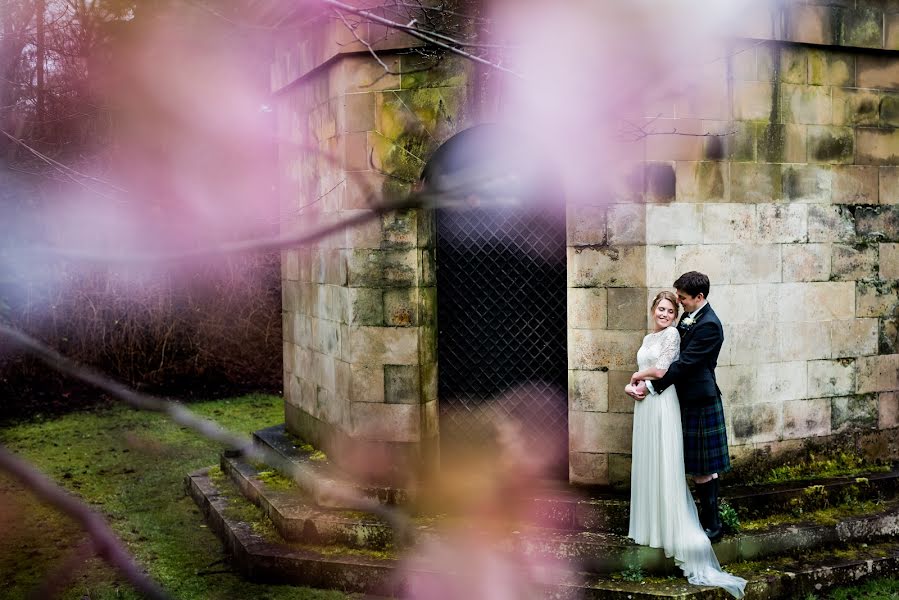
[275,1,899,487]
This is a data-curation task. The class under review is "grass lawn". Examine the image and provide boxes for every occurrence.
[0,394,350,600]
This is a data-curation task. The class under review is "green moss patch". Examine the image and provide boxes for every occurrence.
[0,394,349,599]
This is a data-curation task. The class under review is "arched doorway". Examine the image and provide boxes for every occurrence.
[422,125,569,478]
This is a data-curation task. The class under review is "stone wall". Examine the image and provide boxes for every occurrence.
[568,1,899,485]
[274,14,474,483]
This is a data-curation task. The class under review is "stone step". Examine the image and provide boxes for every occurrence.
[252,424,411,507]
[530,469,899,534]
[220,453,414,549]
[186,466,899,599]
[252,425,899,534]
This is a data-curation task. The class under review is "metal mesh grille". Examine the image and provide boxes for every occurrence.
[436,205,568,476]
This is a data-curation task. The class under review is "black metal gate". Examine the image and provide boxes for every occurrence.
[436,203,568,477]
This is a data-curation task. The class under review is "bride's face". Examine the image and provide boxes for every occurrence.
[653,299,676,331]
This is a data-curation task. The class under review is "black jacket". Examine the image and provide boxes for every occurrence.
[652,303,723,406]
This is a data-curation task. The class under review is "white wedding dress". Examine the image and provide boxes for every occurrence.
[628,326,746,598]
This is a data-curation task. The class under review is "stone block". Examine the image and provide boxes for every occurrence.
[832,165,879,204]
[808,359,856,397]
[879,391,899,428]
[708,284,758,324]
[757,123,807,164]
[644,162,677,203]
[783,398,832,439]
[675,244,732,284]
[348,288,383,326]
[344,171,386,209]
[857,128,899,165]
[420,248,436,287]
[832,395,879,433]
[645,129,704,162]
[292,312,314,347]
[646,245,676,288]
[646,204,703,245]
[726,321,780,365]
[786,6,833,46]
[857,206,899,242]
[832,88,880,127]
[882,94,899,128]
[297,248,312,282]
[606,203,646,245]
[312,318,342,357]
[856,280,899,317]
[781,83,832,125]
[831,318,880,357]
[808,50,855,86]
[808,126,855,164]
[351,401,420,442]
[567,246,646,288]
[730,403,781,444]
[343,209,383,249]
[858,55,899,90]
[857,354,899,393]
[293,346,313,377]
[842,7,884,48]
[283,250,300,281]
[569,369,609,412]
[716,364,756,405]
[607,370,635,413]
[568,329,642,370]
[756,203,808,243]
[607,287,648,330]
[283,342,296,375]
[318,285,349,323]
[831,244,879,281]
[731,244,783,284]
[569,452,609,485]
[779,321,833,361]
[783,165,832,203]
[568,287,608,330]
[882,243,899,279]
[702,204,756,244]
[676,161,728,203]
[725,121,758,162]
[808,205,856,243]
[765,281,856,321]
[882,167,899,204]
[567,204,606,246]
[880,316,899,354]
[313,249,348,285]
[888,13,899,51]
[337,55,401,93]
[383,364,420,404]
[350,364,385,403]
[346,248,418,288]
[381,208,417,249]
[733,81,775,120]
[783,244,831,282]
[347,326,419,365]
[282,280,300,313]
[569,411,633,454]
[730,163,783,203]
[342,92,376,133]
[383,288,417,327]
[608,453,633,489]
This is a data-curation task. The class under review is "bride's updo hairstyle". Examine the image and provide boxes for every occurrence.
[651,291,680,319]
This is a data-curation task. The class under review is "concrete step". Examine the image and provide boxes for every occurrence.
[186,466,899,599]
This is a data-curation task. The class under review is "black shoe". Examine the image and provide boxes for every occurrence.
[695,479,724,543]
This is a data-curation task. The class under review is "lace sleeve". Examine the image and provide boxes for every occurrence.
[655,327,680,371]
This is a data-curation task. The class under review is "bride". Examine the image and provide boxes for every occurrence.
[624,291,746,598]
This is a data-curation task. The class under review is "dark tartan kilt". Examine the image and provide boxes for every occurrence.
[681,401,732,476]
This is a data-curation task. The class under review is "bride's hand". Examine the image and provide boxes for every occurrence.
[630,373,641,386]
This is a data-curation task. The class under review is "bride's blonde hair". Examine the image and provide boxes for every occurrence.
[651,291,679,318]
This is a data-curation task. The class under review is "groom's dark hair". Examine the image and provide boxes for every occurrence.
[674,271,710,298]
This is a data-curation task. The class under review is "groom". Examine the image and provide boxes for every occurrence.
[627,271,731,542]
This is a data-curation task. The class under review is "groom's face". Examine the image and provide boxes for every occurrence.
[676,289,704,314]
